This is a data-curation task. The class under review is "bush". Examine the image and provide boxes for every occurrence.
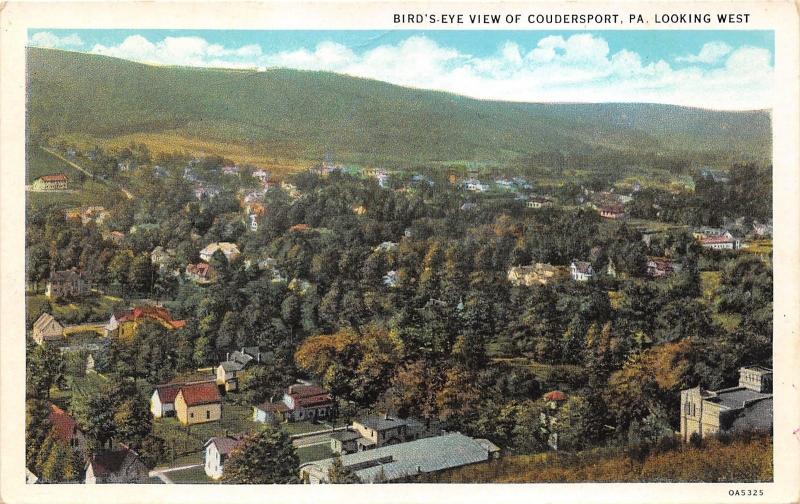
[688,432,703,449]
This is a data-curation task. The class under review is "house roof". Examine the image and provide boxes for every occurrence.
[88,447,140,477]
[34,312,63,332]
[543,390,567,402]
[48,404,80,443]
[49,269,83,283]
[700,235,735,244]
[358,415,418,432]
[302,432,495,483]
[153,383,183,404]
[571,261,593,274]
[116,306,186,330]
[39,173,68,182]
[205,433,247,456]
[177,381,221,406]
[707,387,772,411]
[219,361,245,372]
[256,402,290,413]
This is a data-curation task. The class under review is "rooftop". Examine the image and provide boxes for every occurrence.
[302,432,495,483]
[205,433,247,456]
[177,381,221,406]
[708,387,772,410]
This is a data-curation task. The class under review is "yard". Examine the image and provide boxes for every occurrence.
[297,443,334,464]
[166,465,216,484]
[152,401,262,463]
[26,292,124,326]
[280,420,330,436]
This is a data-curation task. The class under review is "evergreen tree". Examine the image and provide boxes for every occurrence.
[327,455,361,483]
[222,427,299,484]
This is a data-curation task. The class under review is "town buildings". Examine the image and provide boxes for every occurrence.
[104,306,186,339]
[300,432,500,483]
[330,414,428,455]
[174,381,223,426]
[253,382,333,424]
[569,260,594,282]
[185,262,216,284]
[84,446,148,484]
[646,256,681,278]
[680,366,773,442]
[32,312,65,345]
[31,173,69,191]
[215,347,263,392]
[204,433,247,479]
[599,204,625,219]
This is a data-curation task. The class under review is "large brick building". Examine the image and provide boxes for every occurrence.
[680,366,773,442]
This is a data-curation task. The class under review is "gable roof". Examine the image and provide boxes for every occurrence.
[571,260,593,274]
[48,404,80,443]
[205,433,247,456]
[177,381,221,406]
[34,312,63,332]
[39,173,68,182]
[153,383,183,404]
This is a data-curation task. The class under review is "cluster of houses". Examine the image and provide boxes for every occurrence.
[693,227,742,250]
[507,260,612,286]
[64,206,111,226]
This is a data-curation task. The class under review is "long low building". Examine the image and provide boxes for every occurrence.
[300,432,500,483]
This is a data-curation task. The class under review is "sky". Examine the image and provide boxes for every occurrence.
[27,29,774,110]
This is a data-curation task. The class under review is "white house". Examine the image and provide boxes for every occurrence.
[569,260,595,281]
[204,434,247,479]
[150,384,182,418]
[200,242,241,263]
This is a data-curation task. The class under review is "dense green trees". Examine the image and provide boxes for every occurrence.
[222,427,299,484]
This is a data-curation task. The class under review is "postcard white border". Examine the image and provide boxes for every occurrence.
[1,1,798,503]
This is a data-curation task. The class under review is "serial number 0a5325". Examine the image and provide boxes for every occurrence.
[729,489,764,497]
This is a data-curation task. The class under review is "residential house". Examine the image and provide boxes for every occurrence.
[32,313,65,345]
[215,347,263,392]
[150,383,182,418]
[31,173,69,191]
[104,306,186,339]
[460,202,478,211]
[183,167,198,182]
[301,432,500,483]
[252,169,270,185]
[330,414,427,455]
[105,231,125,246]
[222,165,240,176]
[569,260,594,282]
[699,168,730,183]
[599,204,625,219]
[640,229,660,247]
[200,242,241,263]
[680,366,773,442]
[204,434,247,479]
[281,182,301,198]
[48,403,87,452]
[646,256,681,278]
[605,259,617,278]
[464,179,488,193]
[80,206,110,226]
[85,446,148,484]
[185,262,216,284]
[352,205,367,216]
[699,234,741,250]
[253,382,333,424]
[46,269,89,299]
[527,196,554,209]
[507,263,567,287]
[175,381,223,426]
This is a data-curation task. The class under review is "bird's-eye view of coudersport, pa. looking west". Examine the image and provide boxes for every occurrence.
[24,29,774,485]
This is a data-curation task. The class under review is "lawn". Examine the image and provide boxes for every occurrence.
[167,465,216,484]
[27,292,124,326]
[152,401,262,460]
[280,420,328,436]
[742,239,773,256]
[297,443,334,464]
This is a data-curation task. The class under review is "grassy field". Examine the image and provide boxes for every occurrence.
[27,292,123,326]
[742,239,773,256]
[168,465,216,484]
[152,401,262,459]
[699,271,722,305]
[280,420,328,436]
[297,443,334,464]
[26,146,119,209]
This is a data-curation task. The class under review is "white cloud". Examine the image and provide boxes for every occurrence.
[29,31,83,49]
[676,41,733,64]
[84,33,773,110]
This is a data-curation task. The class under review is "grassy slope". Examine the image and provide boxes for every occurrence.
[27,48,772,169]
[426,435,772,483]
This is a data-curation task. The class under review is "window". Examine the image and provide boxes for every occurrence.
[190,412,194,418]
[206,410,211,420]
